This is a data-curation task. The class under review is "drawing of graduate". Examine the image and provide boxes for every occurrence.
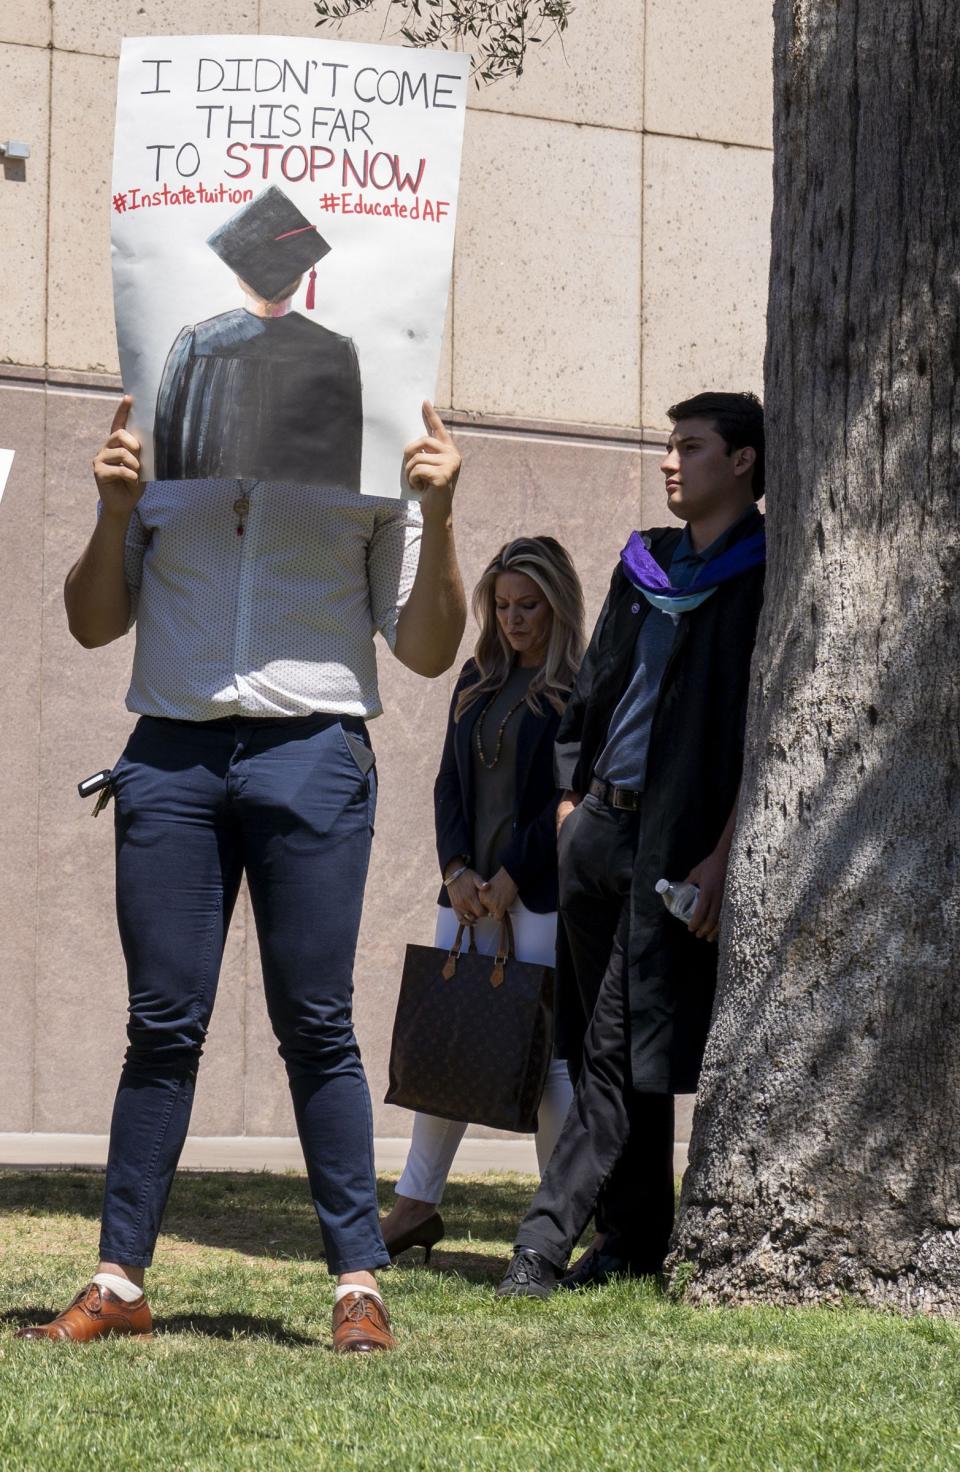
[153,185,363,488]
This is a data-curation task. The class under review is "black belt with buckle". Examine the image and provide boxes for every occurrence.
[588,776,642,812]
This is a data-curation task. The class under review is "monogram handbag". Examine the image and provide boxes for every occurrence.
[385,914,555,1133]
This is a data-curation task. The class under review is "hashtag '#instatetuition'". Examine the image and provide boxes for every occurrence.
[112,192,128,214]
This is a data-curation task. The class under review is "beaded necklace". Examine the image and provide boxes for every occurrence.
[474,679,531,770]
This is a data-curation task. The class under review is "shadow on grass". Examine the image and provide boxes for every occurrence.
[152,1314,319,1345]
[388,1248,509,1286]
[0,1304,319,1345]
[0,1169,531,1264]
[0,1306,59,1329]
[436,1178,534,1244]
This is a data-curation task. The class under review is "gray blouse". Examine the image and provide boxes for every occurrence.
[470,663,535,880]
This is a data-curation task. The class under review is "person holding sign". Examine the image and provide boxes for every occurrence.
[16,396,465,1353]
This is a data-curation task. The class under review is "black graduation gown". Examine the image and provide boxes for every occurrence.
[555,515,766,1093]
[153,308,363,488]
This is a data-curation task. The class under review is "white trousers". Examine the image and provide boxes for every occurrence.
[395,902,574,1206]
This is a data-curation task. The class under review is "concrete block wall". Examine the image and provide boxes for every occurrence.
[0,0,773,1141]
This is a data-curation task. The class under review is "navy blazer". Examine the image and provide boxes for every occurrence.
[434,660,565,914]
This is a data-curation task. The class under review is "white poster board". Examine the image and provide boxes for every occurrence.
[112,36,468,495]
[0,449,13,506]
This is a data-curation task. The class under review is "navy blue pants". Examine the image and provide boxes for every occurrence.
[99,713,390,1275]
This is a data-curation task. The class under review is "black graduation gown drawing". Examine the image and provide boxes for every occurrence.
[153,308,363,488]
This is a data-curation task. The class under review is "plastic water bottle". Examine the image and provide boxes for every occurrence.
[655,877,700,923]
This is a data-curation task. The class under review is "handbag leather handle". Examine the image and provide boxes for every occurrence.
[490,912,516,989]
[441,920,478,980]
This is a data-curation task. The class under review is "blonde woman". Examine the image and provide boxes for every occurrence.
[381,536,586,1261]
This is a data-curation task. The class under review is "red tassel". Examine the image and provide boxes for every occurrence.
[305,266,317,310]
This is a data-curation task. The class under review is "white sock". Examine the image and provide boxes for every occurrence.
[334,1284,382,1306]
[92,1272,144,1303]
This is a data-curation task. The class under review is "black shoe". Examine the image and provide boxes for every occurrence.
[381,1211,445,1265]
[562,1238,663,1290]
[496,1248,561,1299]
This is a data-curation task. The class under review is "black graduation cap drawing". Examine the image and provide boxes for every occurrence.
[153,185,363,489]
[206,185,332,308]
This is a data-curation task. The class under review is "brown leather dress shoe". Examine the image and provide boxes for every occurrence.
[331,1291,395,1354]
[15,1283,153,1343]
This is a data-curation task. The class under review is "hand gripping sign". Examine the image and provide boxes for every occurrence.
[111,36,468,495]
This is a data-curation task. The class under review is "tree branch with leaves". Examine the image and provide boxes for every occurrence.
[313,0,574,84]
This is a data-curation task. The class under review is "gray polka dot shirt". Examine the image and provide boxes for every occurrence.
[115,479,423,721]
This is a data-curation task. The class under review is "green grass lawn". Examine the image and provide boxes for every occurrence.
[1,1170,959,1471]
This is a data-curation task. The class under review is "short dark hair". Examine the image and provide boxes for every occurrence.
[666,391,765,500]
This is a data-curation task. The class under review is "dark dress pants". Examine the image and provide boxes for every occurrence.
[517,917,675,1271]
[98,713,390,1276]
[555,794,638,1083]
[532,794,675,1266]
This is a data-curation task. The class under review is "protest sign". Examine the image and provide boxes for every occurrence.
[112,35,468,494]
